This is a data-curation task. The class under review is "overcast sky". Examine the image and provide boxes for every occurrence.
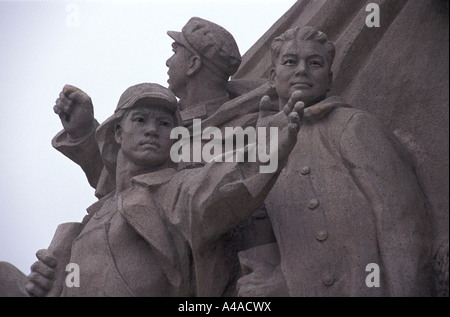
[0,0,296,275]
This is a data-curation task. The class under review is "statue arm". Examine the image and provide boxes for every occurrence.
[52,85,105,190]
[182,96,303,249]
[188,159,282,245]
[52,121,104,189]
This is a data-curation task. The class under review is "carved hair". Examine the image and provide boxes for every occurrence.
[271,26,335,67]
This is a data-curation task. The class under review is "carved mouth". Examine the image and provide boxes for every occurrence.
[291,83,312,89]
[140,141,160,150]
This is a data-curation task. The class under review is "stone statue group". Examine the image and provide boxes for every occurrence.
[0,17,443,297]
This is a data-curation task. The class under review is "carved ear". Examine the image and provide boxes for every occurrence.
[186,55,202,77]
[269,68,277,88]
[115,124,122,145]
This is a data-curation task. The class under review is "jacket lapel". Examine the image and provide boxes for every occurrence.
[118,168,183,289]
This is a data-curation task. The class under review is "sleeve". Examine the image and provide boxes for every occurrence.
[168,155,284,252]
[51,120,104,189]
[338,111,433,296]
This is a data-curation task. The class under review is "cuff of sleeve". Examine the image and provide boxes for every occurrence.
[52,120,99,148]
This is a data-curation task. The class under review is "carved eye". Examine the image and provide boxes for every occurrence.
[133,116,145,123]
[159,120,170,127]
[282,59,296,66]
[309,60,323,68]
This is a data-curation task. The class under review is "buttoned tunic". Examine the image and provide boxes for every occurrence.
[265,97,433,296]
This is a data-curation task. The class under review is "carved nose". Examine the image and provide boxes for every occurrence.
[295,61,308,76]
[144,123,158,136]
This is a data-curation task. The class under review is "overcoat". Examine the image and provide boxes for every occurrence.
[264,96,434,296]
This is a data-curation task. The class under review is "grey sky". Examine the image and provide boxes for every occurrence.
[0,0,296,274]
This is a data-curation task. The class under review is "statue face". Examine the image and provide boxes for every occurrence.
[166,42,189,99]
[270,39,333,107]
[116,104,175,168]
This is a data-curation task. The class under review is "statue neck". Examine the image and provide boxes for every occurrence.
[115,150,167,194]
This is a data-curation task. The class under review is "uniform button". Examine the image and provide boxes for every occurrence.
[316,230,328,241]
[308,199,319,210]
[300,166,310,175]
[322,273,335,286]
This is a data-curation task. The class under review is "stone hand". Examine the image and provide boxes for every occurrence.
[257,91,304,163]
[256,90,303,129]
[53,84,96,139]
[25,249,57,297]
[237,264,288,297]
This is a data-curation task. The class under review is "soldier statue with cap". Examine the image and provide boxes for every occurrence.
[48,17,278,296]
[51,17,272,196]
[25,82,304,296]
[164,17,244,169]
[166,17,242,128]
[28,83,185,296]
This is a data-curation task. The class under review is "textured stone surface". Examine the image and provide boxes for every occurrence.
[234,0,449,266]
[2,1,447,297]
[0,262,28,297]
